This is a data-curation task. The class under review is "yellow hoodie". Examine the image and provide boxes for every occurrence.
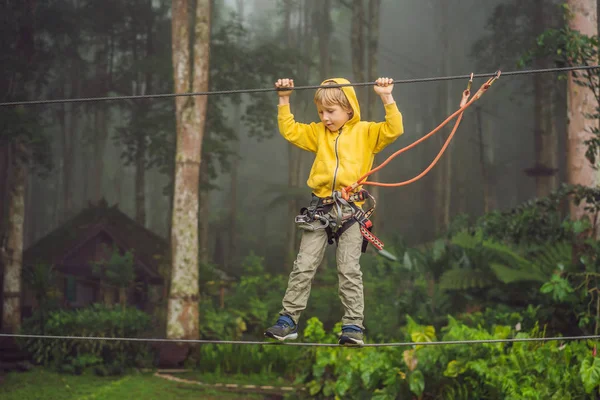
[277,78,404,199]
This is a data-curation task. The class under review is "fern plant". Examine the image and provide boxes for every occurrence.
[439,230,572,291]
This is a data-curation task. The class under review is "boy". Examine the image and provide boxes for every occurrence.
[264,77,403,345]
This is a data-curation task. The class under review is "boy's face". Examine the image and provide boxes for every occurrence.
[317,103,352,132]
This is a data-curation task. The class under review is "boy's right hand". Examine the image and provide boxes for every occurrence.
[275,78,294,97]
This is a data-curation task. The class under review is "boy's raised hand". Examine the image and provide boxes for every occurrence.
[373,77,394,95]
[275,78,294,97]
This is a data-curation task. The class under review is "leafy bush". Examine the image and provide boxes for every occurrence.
[298,315,600,399]
[20,304,153,374]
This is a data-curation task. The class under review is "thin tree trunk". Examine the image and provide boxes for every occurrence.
[0,144,9,242]
[198,154,210,266]
[228,0,245,271]
[286,142,300,267]
[318,0,331,79]
[61,99,74,221]
[544,84,559,193]
[95,34,111,204]
[476,107,497,213]
[25,167,35,247]
[351,0,366,103]
[435,0,452,234]
[533,0,556,198]
[134,12,154,227]
[135,135,147,225]
[167,0,210,340]
[566,0,598,221]
[284,0,298,269]
[366,0,381,230]
[93,105,108,204]
[229,110,240,271]
[1,142,27,333]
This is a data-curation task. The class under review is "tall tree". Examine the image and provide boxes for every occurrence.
[1,140,27,333]
[0,0,52,333]
[227,0,245,271]
[366,0,382,230]
[317,0,332,78]
[351,0,366,103]
[434,0,452,235]
[566,0,598,220]
[475,107,497,213]
[532,0,555,197]
[167,0,211,340]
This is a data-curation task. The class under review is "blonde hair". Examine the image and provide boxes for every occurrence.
[314,80,352,112]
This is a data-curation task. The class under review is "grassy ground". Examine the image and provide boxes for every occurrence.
[0,368,278,400]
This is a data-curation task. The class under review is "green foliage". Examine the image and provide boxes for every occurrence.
[199,300,247,340]
[223,253,287,336]
[20,305,153,374]
[22,263,61,335]
[195,182,600,396]
[92,245,135,290]
[540,274,575,302]
[297,315,600,399]
[475,184,571,245]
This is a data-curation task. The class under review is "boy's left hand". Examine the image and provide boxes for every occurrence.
[373,77,394,95]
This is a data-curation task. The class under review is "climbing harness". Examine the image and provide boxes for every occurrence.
[295,189,383,253]
[296,72,501,256]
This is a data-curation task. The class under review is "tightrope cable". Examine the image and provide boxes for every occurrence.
[1,65,598,107]
[1,333,599,348]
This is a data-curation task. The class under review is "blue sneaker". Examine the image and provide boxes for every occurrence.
[264,315,298,341]
[338,325,364,345]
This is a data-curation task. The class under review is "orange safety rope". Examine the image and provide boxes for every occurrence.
[342,71,501,199]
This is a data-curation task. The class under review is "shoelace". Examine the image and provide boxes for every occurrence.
[276,319,294,330]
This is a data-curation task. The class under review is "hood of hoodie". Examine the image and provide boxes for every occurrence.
[321,78,361,126]
[278,77,404,199]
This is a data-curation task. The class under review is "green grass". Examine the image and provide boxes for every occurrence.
[0,368,268,399]
[175,370,294,387]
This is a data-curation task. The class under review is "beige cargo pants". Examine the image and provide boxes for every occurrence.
[279,204,365,329]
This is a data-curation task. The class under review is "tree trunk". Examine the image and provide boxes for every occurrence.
[434,0,452,234]
[134,5,155,227]
[119,286,127,308]
[198,154,210,266]
[366,0,381,230]
[566,0,598,220]
[351,0,366,103]
[60,97,75,222]
[92,40,109,205]
[532,0,558,198]
[284,0,298,269]
[0,145,9,246]
[285,146,299,268]
[135,134,147,225]
[93,105,108,204]
[318,0,332,78]
[476,107,497,213]
[167,0,211,340]
[229,110,240,271]
[228,0,245,271]
[1,142,27,333]
[544,84,559,193]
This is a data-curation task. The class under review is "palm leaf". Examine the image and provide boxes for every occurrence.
[489,263,547,284]
[439,269,497,290]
